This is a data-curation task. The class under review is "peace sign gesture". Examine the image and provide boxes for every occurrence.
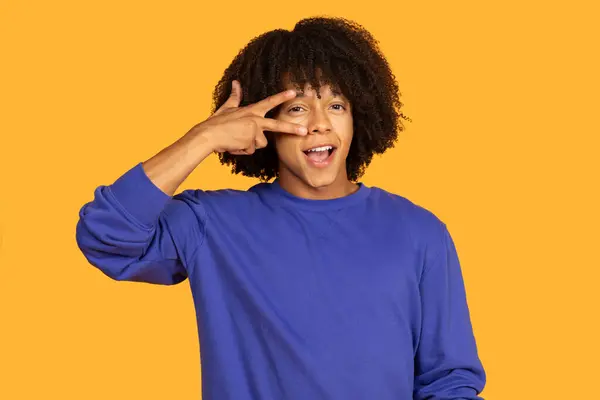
[197,80,308,155]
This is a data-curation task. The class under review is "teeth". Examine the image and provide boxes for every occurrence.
[307,146,333,152]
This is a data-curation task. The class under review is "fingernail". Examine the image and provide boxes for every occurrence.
[299,127,307,134]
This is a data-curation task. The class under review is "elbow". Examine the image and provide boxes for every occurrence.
[75,221,128,281]
[74,217,187,285]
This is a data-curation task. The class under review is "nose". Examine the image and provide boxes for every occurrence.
[307,108,332,135]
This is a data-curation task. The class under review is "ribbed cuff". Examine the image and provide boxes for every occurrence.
[109,162,171,227]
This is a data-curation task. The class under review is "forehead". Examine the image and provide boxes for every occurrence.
[280,70,343,98]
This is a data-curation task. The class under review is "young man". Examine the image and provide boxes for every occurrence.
[76,16,486,399]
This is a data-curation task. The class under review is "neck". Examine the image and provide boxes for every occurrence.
[277,168,359,200]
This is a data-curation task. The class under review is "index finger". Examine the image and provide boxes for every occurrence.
[249,89,297,115]
[259,117,308,135]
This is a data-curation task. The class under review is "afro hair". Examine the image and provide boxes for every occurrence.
[211,16,411,181]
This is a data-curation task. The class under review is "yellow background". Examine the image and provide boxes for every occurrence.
[1,1,599,399]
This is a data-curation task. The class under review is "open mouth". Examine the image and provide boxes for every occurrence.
[302,145,337,166]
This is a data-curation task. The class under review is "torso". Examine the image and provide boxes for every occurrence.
[179,183,436,399]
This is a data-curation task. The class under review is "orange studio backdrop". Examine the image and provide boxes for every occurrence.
[1,1,599,399]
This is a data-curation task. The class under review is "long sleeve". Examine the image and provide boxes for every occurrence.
[75,162,205,285]
[413,222,486,399]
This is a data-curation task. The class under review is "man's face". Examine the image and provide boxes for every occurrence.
[273,82,354,189]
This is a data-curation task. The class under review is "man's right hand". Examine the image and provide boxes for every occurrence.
[142,80,307,196]
[190,80,308,155]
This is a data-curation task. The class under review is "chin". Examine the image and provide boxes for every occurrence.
[302,169,342,189]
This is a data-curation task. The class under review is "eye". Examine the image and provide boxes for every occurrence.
[330,103,346,111]
[288,105,305,113]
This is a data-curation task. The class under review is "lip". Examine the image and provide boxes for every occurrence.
[303,147,337,168]
[302,143,337,152]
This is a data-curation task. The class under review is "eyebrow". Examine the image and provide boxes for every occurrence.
[294,89,342,98]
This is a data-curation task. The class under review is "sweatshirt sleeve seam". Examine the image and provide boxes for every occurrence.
[419,220,447,285]
[184,231,204,266]
[183,199,208,264]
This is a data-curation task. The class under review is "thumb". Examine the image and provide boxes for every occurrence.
[213,80,242,117]
[230,80,242,107]
[226,80,242,108]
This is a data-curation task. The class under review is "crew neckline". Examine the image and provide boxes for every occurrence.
[258,178,371,211]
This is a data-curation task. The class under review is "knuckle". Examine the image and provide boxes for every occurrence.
[243,118,256,129]
[256,137,267,148]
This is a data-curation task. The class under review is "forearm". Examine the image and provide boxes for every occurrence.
[142,127,215,196]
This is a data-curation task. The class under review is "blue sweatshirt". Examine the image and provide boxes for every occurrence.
[76,162,486,399]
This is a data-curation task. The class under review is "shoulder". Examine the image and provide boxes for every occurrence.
[366,186,448,252]
[172,185,262,211]
[169,183,272,224]
[368,186,445,226]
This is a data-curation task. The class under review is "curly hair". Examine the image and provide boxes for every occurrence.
[211,16,411,182]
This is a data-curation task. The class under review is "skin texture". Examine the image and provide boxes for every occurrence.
[141,86,308,196]
[211,16,411,194]
[145,17,413,199]
[273,81,358,199]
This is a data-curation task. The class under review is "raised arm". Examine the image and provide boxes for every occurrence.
[75,81,307,284]
[75,162,203,284]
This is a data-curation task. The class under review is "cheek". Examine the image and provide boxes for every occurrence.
[274,135,300,161]
[335,120,354,150]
